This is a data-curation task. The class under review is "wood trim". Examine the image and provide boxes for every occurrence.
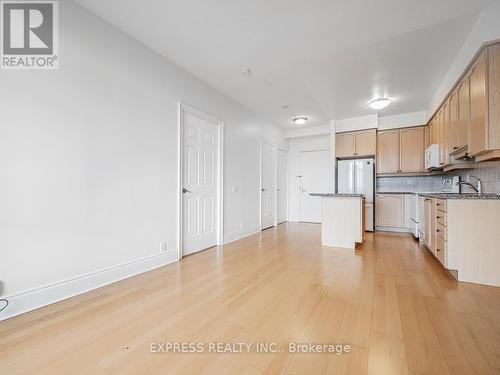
[376,171,443,177]
[442,162,475,172]
[475,149,500,162]
[335,128,377,135]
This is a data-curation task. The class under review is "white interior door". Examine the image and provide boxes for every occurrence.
[182,111,219,256]
[299,150,334,223]
[277,149,288,224]
[261,142,276,229]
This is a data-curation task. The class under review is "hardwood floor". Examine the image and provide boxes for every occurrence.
[1,223,500,374]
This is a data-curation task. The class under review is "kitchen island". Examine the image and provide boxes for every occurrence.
[310,193,365,250]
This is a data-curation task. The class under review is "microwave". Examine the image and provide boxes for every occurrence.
[425,144,440,170]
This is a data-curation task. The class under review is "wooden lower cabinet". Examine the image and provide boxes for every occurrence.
[436,235,447,266]
[418,197,500,287]
[446,200,500,286]
[423,198,436,254]
[376,194,404,228]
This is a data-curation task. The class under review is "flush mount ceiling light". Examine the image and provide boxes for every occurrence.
[241,68,252,78]
[293,117,308,126]
[368,97,391,110]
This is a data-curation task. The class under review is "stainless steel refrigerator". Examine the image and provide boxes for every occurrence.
[336,158,375,231]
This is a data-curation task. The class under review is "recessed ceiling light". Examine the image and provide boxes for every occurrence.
[281,105,290,109]
[368,98,391,110]
[241,68,252,78]
[293,117,308,126]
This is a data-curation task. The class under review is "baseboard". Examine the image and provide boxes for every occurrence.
[375,226,412,233]
[0,249,178,321]
[223,225,261,245]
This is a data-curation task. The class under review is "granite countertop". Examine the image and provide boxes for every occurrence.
[309,193,364,198]
[377,191,418,195]
[417,192,500,200]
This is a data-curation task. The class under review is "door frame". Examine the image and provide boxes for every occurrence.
[260,139,287,229]
[277,148,289,224]
[177,102,224,260]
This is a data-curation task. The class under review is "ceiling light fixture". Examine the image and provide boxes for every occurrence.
[293,117,308,126]
[241,68,252,78]
[368,97,391,110]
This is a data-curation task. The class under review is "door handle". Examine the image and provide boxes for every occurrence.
[261,188,266,192]
[182,188,191,194]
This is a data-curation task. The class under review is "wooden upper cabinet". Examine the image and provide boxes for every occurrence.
[336,132,356,157]
[355,129,376,156]
[426,42,500,164]
[440,101,449,165]
[377,129,399,173]
[488,43,500,151]
[424,125,430,150]
[400,127,424,172]
[336,129,376,158]
[429,116,437,145]
[457,75,470,156]
[448,89,460,153]
[469,49,487,156]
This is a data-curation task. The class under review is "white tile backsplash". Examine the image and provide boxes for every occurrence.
[451,160,500,193]
[377,176,443,193]
[376,161,500,194]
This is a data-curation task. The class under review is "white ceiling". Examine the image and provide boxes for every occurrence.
[75,0,493,128]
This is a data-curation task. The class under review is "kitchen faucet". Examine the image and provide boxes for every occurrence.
[457,176,482,194]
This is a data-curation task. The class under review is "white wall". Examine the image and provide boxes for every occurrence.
[429,1,500,117]
[0,1,286,317]
[378,111,427,130]
[288,135,333,222]
[284,124,330,139]
[335,115,378,133]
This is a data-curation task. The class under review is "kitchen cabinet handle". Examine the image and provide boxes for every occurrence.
[453,146,459,150]
[437,216,441,219]
[436,229,441,232]
[437,248,441,252]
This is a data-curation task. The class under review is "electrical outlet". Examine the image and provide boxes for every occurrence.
[160,242,167,253]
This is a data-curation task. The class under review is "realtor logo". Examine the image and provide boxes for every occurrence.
[1,1,58,69]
